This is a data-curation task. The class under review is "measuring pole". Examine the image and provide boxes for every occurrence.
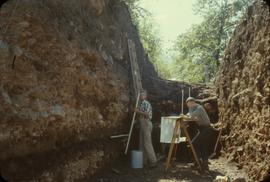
[125,93,140,154]
[181,89,184,114]
[189,87,191,97]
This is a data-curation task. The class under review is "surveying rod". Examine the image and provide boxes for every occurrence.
[189,87,191,97]
[125,93,140,154]
[181,89,184,114]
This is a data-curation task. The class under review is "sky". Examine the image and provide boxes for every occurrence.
[139,0,202,52]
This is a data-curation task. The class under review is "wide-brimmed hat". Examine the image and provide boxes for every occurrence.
[186,97,195,103]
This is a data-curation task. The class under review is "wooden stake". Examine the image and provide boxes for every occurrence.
[110,134,129,139]
[125,93,141,154]
[181,89,184,114]
[209,122,224,158]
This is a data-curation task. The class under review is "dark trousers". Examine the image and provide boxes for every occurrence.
[192,125,211,162]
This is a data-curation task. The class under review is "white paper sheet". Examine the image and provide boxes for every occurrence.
[160,116,186,143]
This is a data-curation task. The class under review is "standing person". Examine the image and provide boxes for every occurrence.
[186,97,212,170]
[135,90,157,167]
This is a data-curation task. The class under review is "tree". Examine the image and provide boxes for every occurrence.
[124,0,171,79]
[123,0,150,21]
[172,0,253,83]
[195,0,253,66]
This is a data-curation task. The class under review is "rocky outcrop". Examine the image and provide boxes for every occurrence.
[216,1,270,181]
[0,0,132,180]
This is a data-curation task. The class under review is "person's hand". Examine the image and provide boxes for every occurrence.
[179,114,189,119]
[134,108,139,113]
[193,116,199,121]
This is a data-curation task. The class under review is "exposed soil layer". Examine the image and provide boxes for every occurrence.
[216,1,270,181]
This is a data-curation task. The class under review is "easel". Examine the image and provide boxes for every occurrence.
[165,116,202,171]
[165,88,202,171]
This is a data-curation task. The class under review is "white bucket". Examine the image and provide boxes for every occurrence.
[131,150,143,169]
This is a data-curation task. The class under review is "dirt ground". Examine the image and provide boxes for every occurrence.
[92,157,249,182]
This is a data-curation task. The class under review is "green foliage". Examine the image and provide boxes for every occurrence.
[138,17,161,64]
[171,56,204,83]
[155,58,172,79]
[123,0,171,79]
[124,0,252,82]
[139,18,172,79]
[172,0,252,83]
[123,0,150,21]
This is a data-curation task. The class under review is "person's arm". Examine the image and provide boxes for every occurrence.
[135,108,150,117]
[188,107,202,123]
[135,101,151,119]
[180,114,198,123]
[191,116,199,121]
[181,107,200,121]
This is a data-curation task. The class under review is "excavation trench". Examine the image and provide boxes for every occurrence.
[0,0,269,181]
[0,0,219,181]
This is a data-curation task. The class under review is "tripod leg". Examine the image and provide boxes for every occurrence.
[172,128,181,162]
[165,143,175,171]
[172,143,178,162]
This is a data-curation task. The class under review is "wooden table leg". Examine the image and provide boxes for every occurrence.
[172,142,179,162]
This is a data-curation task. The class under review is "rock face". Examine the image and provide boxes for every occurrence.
[216,1,270,181]
[0,0,132,180]
[0,0,210,181]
